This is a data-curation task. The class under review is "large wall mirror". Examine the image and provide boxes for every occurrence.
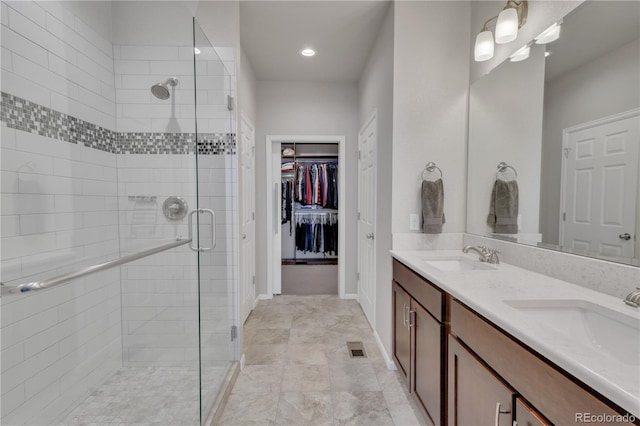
[467,1,640,266]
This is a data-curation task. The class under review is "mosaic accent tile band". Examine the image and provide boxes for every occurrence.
[0,92,236,155]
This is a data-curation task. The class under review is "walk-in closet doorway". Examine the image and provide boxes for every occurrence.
[265,136,347,298]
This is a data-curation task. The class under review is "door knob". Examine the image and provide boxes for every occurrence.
[242,234,247,239]
[366,233,375,240]
[619,233,632,241]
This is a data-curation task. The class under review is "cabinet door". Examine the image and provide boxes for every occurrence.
[448,335,514,426]
[393,280,411,385]
[411,299,444,426]
[515,398,551,426]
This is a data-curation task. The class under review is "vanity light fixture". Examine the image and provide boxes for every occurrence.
[535,21,562,44]
[474,0,528,62]
[509,44,530,62]
[300,48,316,57]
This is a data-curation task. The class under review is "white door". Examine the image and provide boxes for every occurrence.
[239,115,256,323]
[358,113,377,327]
[561,110,639,258]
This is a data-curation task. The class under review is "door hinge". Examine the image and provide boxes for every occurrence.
[227,95,235,111]
[563,212,566,221]
[357,150,361,160]
[252,275,256,285]
[230,325,237,341]
[252,212,255,220]
[357,272,360,281]
[563,147,571,158]
[357,212,361,220]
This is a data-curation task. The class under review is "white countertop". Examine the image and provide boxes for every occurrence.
[390,250,640,417]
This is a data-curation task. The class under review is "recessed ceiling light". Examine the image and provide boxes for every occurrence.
[300,48,316,57]
[194,48,201,55]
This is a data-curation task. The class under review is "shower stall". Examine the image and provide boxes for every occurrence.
[0,2,238,424]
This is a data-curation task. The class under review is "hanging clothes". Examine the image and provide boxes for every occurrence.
[295,162,338,209]
[294,212,338,256]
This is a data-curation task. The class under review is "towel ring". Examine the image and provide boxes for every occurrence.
[422,162,443,181]
[497,162,518,179]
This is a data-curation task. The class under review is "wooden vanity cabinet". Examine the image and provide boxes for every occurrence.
[393,280,411,384]
[393,260,445,425]
[449,299,635,426]
[447,335,514,426]
[515,398,551,426]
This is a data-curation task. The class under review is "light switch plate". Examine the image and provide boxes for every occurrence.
[409,214,420,231]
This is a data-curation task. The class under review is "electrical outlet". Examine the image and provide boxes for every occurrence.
[409,214,420,231]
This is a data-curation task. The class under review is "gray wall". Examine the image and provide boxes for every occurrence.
[357,4,394,355]
[255,81,360,295]
[467,44,546,237]
[392,1,471,235]
[541,38,640,244]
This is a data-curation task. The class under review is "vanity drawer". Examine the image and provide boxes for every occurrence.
[450,299,634,425]
[393,259,443,321]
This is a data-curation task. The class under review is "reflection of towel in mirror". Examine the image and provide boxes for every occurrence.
[487,179,519,234]
[422,179,445,234]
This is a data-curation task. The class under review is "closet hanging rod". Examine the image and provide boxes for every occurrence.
[295,209,338,214]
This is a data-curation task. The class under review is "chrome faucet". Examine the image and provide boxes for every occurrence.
[463,245,500,264]
[624,288,640,308]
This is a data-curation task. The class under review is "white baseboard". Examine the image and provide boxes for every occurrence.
[341,293,357,300]
[373,329,397,371]
[240,353,245,371]
[257,294,271,301]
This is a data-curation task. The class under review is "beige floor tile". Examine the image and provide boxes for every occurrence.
[275,392,333,426]
[231,364,284,394]
[329,363,380,392]
[281,364,330,392]
[218,392,279,425]
[244,344,288,366]
[332,391,394,426]
[287,344,329,365]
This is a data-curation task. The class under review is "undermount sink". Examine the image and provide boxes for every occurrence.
[416,255,497,271]
[504,299,640,366]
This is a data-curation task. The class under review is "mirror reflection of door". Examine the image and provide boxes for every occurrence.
[560,111,639,259]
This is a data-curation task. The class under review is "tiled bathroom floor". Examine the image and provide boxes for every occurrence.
[219,295,425,426]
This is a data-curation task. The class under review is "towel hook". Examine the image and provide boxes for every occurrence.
[497,162,518,179]
[422,162,443,181]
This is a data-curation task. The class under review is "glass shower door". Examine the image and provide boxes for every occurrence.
[193,19,237,424]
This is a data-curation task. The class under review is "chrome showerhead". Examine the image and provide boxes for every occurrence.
[151,77,178,100]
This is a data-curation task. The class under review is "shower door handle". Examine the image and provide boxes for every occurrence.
[188,210,198,251]
[188,209,217,252]
[199,209,216,251]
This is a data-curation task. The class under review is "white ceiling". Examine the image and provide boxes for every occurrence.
[240,1,391,82]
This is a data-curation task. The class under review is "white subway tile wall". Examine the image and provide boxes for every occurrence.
[1,1,239,423]
[1,1,116,130]
[113,44,232,134]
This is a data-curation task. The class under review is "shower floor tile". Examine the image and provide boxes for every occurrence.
[60,366,228,426]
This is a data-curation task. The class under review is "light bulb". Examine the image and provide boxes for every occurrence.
[474,30,494,62]
[300,48,316,57]
[535,22,561,44]
[495,8,518,44]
